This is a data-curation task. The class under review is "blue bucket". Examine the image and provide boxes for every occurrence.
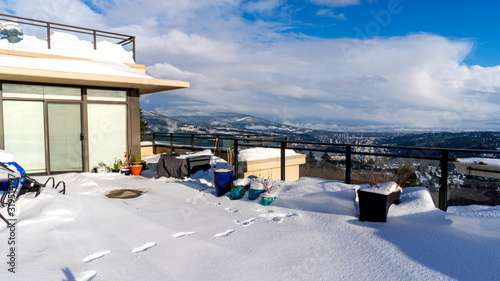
[260,196,276,206]
[214,170,233,197]
[248,189,265,200]
[231,184,250,200]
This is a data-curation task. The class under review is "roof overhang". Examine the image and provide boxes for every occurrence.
[0,65,189,95]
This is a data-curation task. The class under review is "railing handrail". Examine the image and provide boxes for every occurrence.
[141,132,500,157]
[0,13,136,61]
[142,132,500,211]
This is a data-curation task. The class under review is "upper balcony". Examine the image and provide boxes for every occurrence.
[0,13,136,64]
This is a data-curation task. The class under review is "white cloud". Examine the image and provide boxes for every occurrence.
[316,9,347,19]
[245,0,283,13]
[3,0,500,130]
[309,0,360,8]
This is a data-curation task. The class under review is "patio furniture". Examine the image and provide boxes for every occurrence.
[0,161,66,226]
[157,151,212,179]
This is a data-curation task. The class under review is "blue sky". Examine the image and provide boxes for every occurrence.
[2,0,500,131]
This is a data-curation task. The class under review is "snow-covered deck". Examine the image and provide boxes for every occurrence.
[455,158,500,179]
[1,155,499,280]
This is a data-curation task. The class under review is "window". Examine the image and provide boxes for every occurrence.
[2,83,81,100]
[87,89,127,102]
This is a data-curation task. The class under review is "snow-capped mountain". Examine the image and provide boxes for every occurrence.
[142,110,314,136]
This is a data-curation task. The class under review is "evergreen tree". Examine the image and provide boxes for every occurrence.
[305,151,317,168]
[140,109,150,134]
[319,152,333,168]
[395,161,419,187]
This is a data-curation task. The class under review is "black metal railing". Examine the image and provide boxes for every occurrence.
[141,132,288,155]
[141,133,500,211]
[0,13,136,61]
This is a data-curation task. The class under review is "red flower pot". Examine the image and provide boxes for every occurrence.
[130,165,143,176]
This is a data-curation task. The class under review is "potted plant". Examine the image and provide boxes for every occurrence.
[0,22,23,43]
[129,153,143,176]
[357,181,402,222]
[119,152,131,175]
[213,149,234,197]
[357,162,416,222]
[259,178,281,206]
[248,178,266,200]
[230,178,251,200]
[95,162,109,174]
[112,158,122,173]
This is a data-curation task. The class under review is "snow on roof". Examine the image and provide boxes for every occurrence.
[0,31,134,64]
[456,158,500,166]
[0,55,151,79]
[0,29,189,93]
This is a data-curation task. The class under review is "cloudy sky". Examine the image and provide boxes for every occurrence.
[2,0,500,131]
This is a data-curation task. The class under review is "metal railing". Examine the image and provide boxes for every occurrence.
[0,13,136,61]
[141,133,500,211]
[141,132,288,155]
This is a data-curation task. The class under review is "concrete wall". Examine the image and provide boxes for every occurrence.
[238,154,306,181]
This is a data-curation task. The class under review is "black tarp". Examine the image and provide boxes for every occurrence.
[156,152,211,179]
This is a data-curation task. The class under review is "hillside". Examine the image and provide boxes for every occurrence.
[376,131,500,150]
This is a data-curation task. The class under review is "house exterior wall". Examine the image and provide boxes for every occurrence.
[0,81,140,174]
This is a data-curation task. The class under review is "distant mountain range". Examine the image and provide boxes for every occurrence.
[142,110,500,151]
[143,110,318,137]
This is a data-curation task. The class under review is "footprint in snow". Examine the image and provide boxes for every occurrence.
[75,270,97,281]
[225,207,238,213]
[234,217,258,226]
[172,231,197,238]
[131,242,157,253]
[82,250,112,263]
[259,212,299,223]
[215,229,235,237]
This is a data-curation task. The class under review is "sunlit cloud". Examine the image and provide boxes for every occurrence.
[2,0,500,131]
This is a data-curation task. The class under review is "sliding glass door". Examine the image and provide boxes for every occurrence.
[2,100,46,173]
[87,103,127,169]
[48,103,83,172]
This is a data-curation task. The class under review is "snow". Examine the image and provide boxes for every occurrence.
[0,30,135,63]
[238,147,301,162]
[174,149,213,159]
[1,156,500,280]
[0,28,155,80]
[0,150,15,162]
[0,55,152,79]
[232,178,251,186]
[456,157,500,166]
[359,181,403,195]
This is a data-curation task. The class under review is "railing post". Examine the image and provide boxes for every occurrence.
[170,133,173,153]
[281,141,286,181]
[132,37,136,62]
[439,150,449,211]
[234,139,239,180]
[152,133,156,155]
[191,134,195,149]
[345,145,352,184]
[47,23,51,49]
[93,30,97,50]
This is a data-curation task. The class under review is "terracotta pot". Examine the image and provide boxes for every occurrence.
[130,165,143,176]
